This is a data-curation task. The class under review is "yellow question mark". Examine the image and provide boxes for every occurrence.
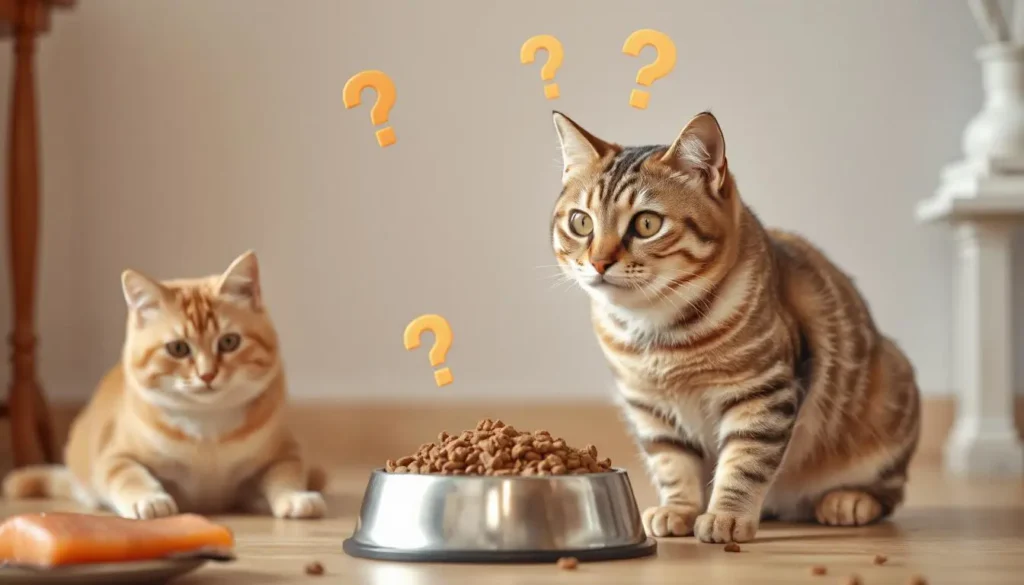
[343,70,398,148]
[403,314,454,387]
[520,35,564,100]
[622,29,677,110]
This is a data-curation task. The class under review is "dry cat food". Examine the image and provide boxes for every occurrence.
[384,418,613,476]
[723,543,742,553]
[809,565,827,576]
[907,576,928,585]
[556,556,579,570]
[304,561,324,576]
[873,553,888,565]
[842,575,863,585]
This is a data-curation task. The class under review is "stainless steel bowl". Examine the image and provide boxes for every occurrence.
[343,468,656,563]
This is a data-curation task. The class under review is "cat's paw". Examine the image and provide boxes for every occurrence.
[642,504,699,537]
[694,511,758,543]
[272,491,326,519]
[118,493,178,520]
[815,489,883,526]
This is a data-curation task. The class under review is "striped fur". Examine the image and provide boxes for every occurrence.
[2,252,327,520]
[550,111,921,543]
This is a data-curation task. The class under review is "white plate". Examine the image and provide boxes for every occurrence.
[0,558,215,584]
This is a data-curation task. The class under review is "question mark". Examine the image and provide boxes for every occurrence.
[520,35,564,100]
[403,314,454,387]
[343,70,397,148]
[622,29,677,110]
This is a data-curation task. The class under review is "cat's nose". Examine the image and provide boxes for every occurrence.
[591,259,616,275]
[199,371,217,384]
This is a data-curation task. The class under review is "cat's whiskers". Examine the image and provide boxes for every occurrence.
[542,271,581,292]
[653,268,717,315]
[644,277,682,316]
[636,279,655,304]
[536,271,572,280]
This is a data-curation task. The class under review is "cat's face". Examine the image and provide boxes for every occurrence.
[550,111,740,320]
[120,251,281,412]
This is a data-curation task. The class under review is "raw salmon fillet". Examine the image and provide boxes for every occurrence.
[0,512,234,567]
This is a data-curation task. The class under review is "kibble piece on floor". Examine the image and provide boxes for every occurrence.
[304,561,324,575]
[810,565,827,575]
[556,556,579,570]
[842,575,863,585]
[384,418,614,476]
[907,576,929,585]
[873,553,888,565]
[723,543,741,553]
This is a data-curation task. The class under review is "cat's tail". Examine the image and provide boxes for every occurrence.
[3,464,74,499]
[2,465,98,508]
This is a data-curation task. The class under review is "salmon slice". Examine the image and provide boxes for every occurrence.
[0,512,234,568]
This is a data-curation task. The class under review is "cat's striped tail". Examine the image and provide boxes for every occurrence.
[2,465,99,508]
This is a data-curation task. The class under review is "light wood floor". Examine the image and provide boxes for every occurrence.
[3,464,1022,585]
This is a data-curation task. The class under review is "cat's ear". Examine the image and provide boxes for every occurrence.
[121,269,170,323]
[552,111,614,183]
[216,250,262,309]
[661,111,728,192]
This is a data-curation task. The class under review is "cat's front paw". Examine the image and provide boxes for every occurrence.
[694,511,758,543]
[272,491,326,519]
[642,504,699,537]
[117,492,178,520]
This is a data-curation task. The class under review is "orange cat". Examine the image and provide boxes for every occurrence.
[2,251,326,519]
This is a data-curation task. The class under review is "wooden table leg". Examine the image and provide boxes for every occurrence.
[6,0,54,467]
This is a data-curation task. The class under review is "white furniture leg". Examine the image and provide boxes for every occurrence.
[944,220,1024,476]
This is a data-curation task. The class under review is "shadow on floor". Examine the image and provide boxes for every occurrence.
[177,567,287,585]
[645,507,1024,555]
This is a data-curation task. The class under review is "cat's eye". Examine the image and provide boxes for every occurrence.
[165,340,191,359]
[632,212,663,238]
[569,211,593,237]
[217,333,242,354]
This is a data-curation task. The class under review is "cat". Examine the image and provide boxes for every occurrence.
[548,110,920,543]
[2,251,327,520]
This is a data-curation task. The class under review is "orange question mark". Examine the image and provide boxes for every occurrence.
[403,314,454,387]
[343,70,397,148]
[520,35,564,100]
[622,29,677,110]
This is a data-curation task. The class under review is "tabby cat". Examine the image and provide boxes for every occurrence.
[549,111,920,543]
[2,251,326,519]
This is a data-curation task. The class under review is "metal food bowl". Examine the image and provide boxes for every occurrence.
[343,468,657,563]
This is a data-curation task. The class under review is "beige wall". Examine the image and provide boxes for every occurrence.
[0,1,989,401]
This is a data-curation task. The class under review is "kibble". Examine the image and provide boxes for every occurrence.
[723,543,741,553]
[873,554,888,565]
[384,419,614,476]
[907,576,928,585]
[842,575,862,585]
[304,561,324,576]
[556,556,579,570]
[810,565,827,576]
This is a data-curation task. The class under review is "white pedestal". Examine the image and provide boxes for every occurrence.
[918,192,1024,477]
[944,221,1024,476]
[916,42,1024,477]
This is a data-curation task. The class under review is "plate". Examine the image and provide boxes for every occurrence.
[0,553,232,584]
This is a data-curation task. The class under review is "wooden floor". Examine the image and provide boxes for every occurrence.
[2,464,1022,585]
